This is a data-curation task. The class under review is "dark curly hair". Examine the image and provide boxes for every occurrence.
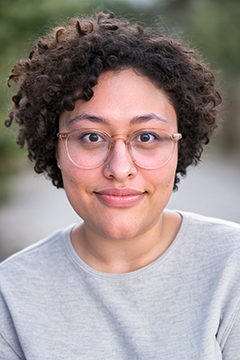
[5,12,222,190]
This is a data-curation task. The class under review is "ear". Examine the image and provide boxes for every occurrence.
[55,147,61,169]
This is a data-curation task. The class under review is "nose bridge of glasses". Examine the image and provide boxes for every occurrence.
[111,134,129,143]
[109,134,131,152]
[107,134,133,163]
[112,133,133,155]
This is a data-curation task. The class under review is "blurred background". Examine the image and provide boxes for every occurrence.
[0,0,240,261]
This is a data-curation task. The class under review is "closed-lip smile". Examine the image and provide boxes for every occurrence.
[94,188,146,207]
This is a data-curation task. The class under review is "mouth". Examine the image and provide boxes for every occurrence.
[94,188,146,207]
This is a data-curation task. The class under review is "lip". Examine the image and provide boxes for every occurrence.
[94,188,146,207]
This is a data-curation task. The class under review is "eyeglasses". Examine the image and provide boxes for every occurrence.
[57,128,182,170]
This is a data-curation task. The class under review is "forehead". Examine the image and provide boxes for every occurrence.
[59,69,177,130]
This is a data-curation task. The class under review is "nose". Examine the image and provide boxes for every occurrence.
[103,139,137,181]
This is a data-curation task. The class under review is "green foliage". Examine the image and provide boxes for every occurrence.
[178,0,240,82]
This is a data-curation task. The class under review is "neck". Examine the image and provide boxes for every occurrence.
[71,210,181,274]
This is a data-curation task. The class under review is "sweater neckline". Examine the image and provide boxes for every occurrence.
[63,211,189,279]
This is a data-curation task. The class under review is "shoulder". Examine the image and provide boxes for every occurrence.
[181,211,240,239]
[0,225,74,285]
[177,211,240,265]
[175,213,240,305]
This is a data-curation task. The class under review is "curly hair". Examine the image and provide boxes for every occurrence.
[5,12,222,190]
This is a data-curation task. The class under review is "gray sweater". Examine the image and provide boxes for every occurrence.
[0,212,240,359]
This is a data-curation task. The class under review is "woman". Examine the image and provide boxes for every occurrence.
[1,12,240,359]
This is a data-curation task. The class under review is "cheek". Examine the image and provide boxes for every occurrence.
[60,163,100,200]
[61,167,85,191]
[61,168,90,218]
[148,161,177,192]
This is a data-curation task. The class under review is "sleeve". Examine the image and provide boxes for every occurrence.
[0,333,25,360]
[0,291,26,360]
[221,301,240,360]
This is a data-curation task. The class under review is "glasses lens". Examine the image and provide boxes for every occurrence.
[130,130,174,169]
[66,130,109,168]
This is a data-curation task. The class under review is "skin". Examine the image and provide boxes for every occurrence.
[57,69,182,273]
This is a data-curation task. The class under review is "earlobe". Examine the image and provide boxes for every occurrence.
[55,148,61,169]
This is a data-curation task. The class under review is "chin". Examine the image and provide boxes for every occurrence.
[91,215,154,241]
[98,225,140,241]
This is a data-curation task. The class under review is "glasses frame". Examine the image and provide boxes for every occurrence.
[57,128,182,170]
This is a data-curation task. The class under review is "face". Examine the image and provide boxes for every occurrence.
[57,69,178,241]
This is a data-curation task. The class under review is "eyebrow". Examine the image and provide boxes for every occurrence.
[130,113,168,125]
[69,113,110,124]
[68,112,168,125]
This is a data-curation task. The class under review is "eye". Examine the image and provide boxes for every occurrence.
[80,132,106,144]
[138,132,156,142]
[70,131,109,149]
[86,133,100,142]
[131,130,167,150]
[135,131,158,143]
